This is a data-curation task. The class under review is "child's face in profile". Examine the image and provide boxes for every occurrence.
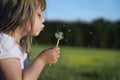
[32,7,45,36]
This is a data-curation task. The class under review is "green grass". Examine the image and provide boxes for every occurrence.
[30,45,120,80]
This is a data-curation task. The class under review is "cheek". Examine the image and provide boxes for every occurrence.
[32,19,42,36]
[22,22,32,36]
[31,13,45,36]
[34,16,41,29]
[33,20,41,31]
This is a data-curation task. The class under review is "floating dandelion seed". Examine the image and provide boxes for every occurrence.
[55,32,64,47]
[68,29,71,32]
[90,32,93,35]
[65,39,68,42]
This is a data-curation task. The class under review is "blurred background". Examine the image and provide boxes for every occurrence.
[31,0,120,80]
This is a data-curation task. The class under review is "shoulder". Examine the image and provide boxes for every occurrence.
[0,32,15,48]
[0,32,22,59]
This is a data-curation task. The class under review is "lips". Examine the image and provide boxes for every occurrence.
[41,24,45,30]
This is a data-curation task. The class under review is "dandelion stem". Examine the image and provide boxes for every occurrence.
[49,64,51,67]
[56,38,60,47]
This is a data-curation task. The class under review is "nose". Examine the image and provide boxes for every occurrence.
[41,16,45,23]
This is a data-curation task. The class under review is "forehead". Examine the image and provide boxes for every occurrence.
[36,0,46,11]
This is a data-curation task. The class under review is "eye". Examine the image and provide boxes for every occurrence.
[38,13,41,17]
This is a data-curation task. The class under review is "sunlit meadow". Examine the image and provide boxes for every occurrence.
[30,45,120,80]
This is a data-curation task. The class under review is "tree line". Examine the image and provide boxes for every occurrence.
[33,18,120,49]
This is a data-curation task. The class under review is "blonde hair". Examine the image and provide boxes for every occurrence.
[0,0,46,56]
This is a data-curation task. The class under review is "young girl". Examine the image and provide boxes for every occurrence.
[0,0,60,80]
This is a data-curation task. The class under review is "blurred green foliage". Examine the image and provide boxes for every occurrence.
[33,19,120,49]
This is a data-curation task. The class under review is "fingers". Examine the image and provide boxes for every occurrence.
[53,47,60,58]
[50,47,60,64]
[39,46,61,65]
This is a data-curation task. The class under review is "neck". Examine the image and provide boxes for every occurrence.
[13,32,22,44]
[8,27,26,44]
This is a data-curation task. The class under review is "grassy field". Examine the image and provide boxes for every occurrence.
[30,45,120,80]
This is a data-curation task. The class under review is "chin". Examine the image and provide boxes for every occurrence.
[33,31,41,36]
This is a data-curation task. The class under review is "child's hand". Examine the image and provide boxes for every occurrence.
[38,47,60,65]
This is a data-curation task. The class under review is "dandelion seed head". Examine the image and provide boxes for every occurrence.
[55,32,64,40]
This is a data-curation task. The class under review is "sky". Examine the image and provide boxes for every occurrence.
[44,0,120,22]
